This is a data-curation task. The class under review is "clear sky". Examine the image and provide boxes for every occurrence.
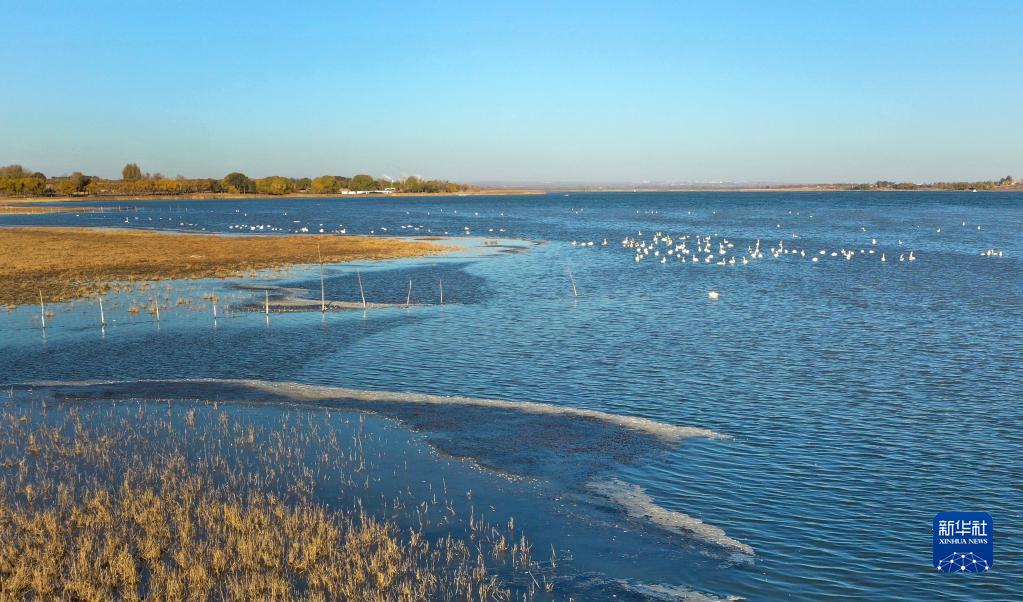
[1,1,1021,183]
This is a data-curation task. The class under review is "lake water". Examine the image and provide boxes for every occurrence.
[2,192,1021,600]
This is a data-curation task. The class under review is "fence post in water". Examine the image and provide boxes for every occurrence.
[439,279,444,305]
[357,270,367,309]
[406,279,412,308]
[264,290,270,316]
[318,243,326,312]
[567,268,579,298]
[212,294,218,321]
[99,296,106,326]
[39,291,46,329]
[154,298,160,322]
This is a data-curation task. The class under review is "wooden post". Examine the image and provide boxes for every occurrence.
[357,271,367,309]
[264,290,270,315]
[99,296,106,326]
[212,294,218,320]
[439,279,444,305]
[318,244,326,312]
[406,279,412,308]
[568,268,578,298]
[39,291,46,329]
[154,298,160,322]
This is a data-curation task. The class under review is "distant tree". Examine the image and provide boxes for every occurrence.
[400,176,423,193]
[0,175,46,195]
[350,174,376,191]
[122,163,143,181]
[54,179,78,196]
[0,165,30,178]
[254,176,294,195]
[293,177,312,190]
[50,172,90,196]
[221,172,255,194]
[30,171,46,180]
[310,175,341,194]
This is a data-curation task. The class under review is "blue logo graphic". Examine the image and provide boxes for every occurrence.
[933,512,993,573]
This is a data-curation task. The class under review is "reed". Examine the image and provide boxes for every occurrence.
[0,397,553,600]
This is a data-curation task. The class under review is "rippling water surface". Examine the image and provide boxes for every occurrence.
[2,192,1021,600]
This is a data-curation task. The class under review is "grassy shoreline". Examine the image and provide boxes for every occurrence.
[1,397,540,600]
[1,205,127,215]
[0,227,452,306]
[0,189,546,204]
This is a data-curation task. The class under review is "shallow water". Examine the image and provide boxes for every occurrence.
[2,192,1022,600]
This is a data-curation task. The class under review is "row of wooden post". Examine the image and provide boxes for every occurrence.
[37,266,587,330]
[36,272,450,330]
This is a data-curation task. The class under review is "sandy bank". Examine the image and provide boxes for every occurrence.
[0,227,452,306]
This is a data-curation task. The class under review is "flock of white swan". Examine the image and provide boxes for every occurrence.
[568,228,1006,267]
[616,233,921,265]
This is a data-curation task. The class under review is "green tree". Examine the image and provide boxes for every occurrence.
[221,172,255,193]
[310,175,340,194]
[0,176,45,195]
[54,179,78,196]
[349,174,376,191]
[254,176,294,195]
[122,163,143,181]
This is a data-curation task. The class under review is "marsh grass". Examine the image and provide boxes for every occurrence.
[0,397,557,601]
[0,206,124,215]
[0,227,452,306]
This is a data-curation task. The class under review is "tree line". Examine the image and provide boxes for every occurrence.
[850,176,1017,191]
[0,163,471,197]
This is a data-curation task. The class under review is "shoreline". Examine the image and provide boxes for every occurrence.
[552,186,1023,193]
[0,226,452,306]
[3,187,1021,203]
[0,189,547,204]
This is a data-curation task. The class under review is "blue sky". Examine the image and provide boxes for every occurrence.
[1,1,1021,183]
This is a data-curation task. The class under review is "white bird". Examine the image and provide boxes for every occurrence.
[708,291,720,300]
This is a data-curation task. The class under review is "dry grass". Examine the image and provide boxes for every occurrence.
[0,227,451,306]
[0,398,554,600]
[0,206,119,215]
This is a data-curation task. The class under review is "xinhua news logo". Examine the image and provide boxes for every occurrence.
[933,512,993,573]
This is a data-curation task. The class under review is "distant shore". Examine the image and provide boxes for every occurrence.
[0,189,547,204]
[3,185,1020,205]
[552,184,1023,193]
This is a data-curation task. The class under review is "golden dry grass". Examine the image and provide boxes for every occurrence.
[0,227,451,306]
[0,206,116,215]
[0,400,551,600]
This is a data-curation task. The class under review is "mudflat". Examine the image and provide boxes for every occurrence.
[0,227,451,306]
